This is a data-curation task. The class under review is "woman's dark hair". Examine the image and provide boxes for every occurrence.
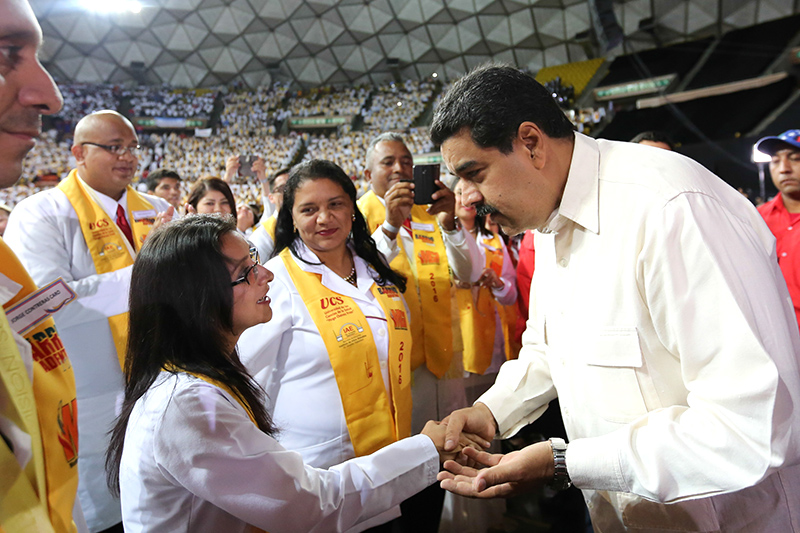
[186,176,238,223]
[431,63,575,153]
[105,214,274,494]
[272,159,406,293]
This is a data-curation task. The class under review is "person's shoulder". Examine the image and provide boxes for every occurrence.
[595,139,730,201]
[138,191,170,211]
[9,186,66,215]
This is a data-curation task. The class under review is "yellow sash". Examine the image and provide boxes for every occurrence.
[280,249,412,457]
[460,233,520,374]
[260,214,277,240]
[1,240,78,533]
[357,191,453,378]
[58,169,157,369]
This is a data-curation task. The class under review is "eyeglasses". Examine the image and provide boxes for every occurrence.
[81,142,141,157]
[231,246,260,287]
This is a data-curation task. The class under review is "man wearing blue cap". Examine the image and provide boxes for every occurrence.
[756,129,800,334]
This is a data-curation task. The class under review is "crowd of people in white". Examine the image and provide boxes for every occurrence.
[2,78,607,216]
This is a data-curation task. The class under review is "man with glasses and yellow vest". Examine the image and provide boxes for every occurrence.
[357,132,481,530]
[5,110,172,533]
[0,1,87,532]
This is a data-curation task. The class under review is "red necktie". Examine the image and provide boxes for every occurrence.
[116,203,135,248]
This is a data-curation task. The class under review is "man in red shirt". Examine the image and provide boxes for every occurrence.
[756,129,800,334]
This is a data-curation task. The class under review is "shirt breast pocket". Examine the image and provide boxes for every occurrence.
[581,327,649,424]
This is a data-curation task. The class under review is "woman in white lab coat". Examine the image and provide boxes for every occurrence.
[238,161,486,531]
[104,214,456,533]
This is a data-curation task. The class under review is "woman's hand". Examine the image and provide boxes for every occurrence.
[477,267,503,290]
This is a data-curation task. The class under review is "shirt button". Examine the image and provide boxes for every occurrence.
[788,226,793,230]
[559,258,568,267]
[782,252,788,257]
[378,328,386,337]
[380,360,388,369]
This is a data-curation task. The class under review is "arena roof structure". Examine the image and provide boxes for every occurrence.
[31,0,799,88]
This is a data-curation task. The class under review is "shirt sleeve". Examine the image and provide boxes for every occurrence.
[371,226,400,265]
[154,382,439,533]
[443,226,482,283]
[567,192,800,503]
[478,247,558,436]
[4,193,133,329]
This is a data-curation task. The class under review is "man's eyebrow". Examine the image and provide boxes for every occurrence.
[454,160,478,174]
[0,29,38,45]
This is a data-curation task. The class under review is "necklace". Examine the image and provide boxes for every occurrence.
[342,265,357,286]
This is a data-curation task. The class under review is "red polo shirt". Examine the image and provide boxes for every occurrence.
[758,193,800,333]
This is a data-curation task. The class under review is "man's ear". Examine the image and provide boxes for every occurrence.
[364,168,372,183]
[71,143,84,163]
[517,122,545,168]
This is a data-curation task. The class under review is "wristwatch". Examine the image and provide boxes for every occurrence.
[549,438,572,490]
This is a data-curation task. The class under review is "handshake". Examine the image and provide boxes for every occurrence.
[420,402,557,499]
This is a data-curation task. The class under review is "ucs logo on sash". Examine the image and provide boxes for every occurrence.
[57,398,79,467]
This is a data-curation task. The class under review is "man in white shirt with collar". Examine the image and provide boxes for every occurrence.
[434,64,800,532]
[5,110,171,533]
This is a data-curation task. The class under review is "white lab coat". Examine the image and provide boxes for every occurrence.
[119,372,438,533]
[4,180,169,531]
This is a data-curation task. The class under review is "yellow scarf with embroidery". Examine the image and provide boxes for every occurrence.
[0,239,78,533]
[280,249,412,457]
[357,190,453,378]
[459,233,520,374]
[260,214,277,240]
[58,169,157,369]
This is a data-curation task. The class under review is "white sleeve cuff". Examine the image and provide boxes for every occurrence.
[566,432,628,493]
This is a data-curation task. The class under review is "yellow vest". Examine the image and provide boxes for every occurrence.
[357,190,454,378]
[0,239,79,533]
[280,249,412,456]
[58,169,157,369]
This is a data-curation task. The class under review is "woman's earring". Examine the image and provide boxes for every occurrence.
[351,213,356,221]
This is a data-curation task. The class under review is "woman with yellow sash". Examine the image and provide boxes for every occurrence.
[239,160,460,531]
[453,181,520,404]
[105,214,466,533]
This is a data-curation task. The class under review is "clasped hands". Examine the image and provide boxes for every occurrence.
[427,402,557,499]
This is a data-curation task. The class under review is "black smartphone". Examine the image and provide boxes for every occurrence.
[238,155,255,178]
[413,164,439,205]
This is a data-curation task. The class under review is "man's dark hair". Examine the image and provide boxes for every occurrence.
[267,167,292,192]
[145,168,181,192]
[630,131,676,150]
[430,64,575,153]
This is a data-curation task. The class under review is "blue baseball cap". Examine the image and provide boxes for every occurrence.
[756,129,800,156]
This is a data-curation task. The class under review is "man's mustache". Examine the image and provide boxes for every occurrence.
[476,203,499,217]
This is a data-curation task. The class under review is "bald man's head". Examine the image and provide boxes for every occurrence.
[71,110,140,201]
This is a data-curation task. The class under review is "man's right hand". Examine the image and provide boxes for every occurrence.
[443,402,497,452]
[383,180,414,234]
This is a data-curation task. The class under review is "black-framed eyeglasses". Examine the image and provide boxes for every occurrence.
[231,246,260,287]
[81,142,141,157]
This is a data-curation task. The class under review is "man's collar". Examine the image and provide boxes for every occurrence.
[541,133,600,235]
